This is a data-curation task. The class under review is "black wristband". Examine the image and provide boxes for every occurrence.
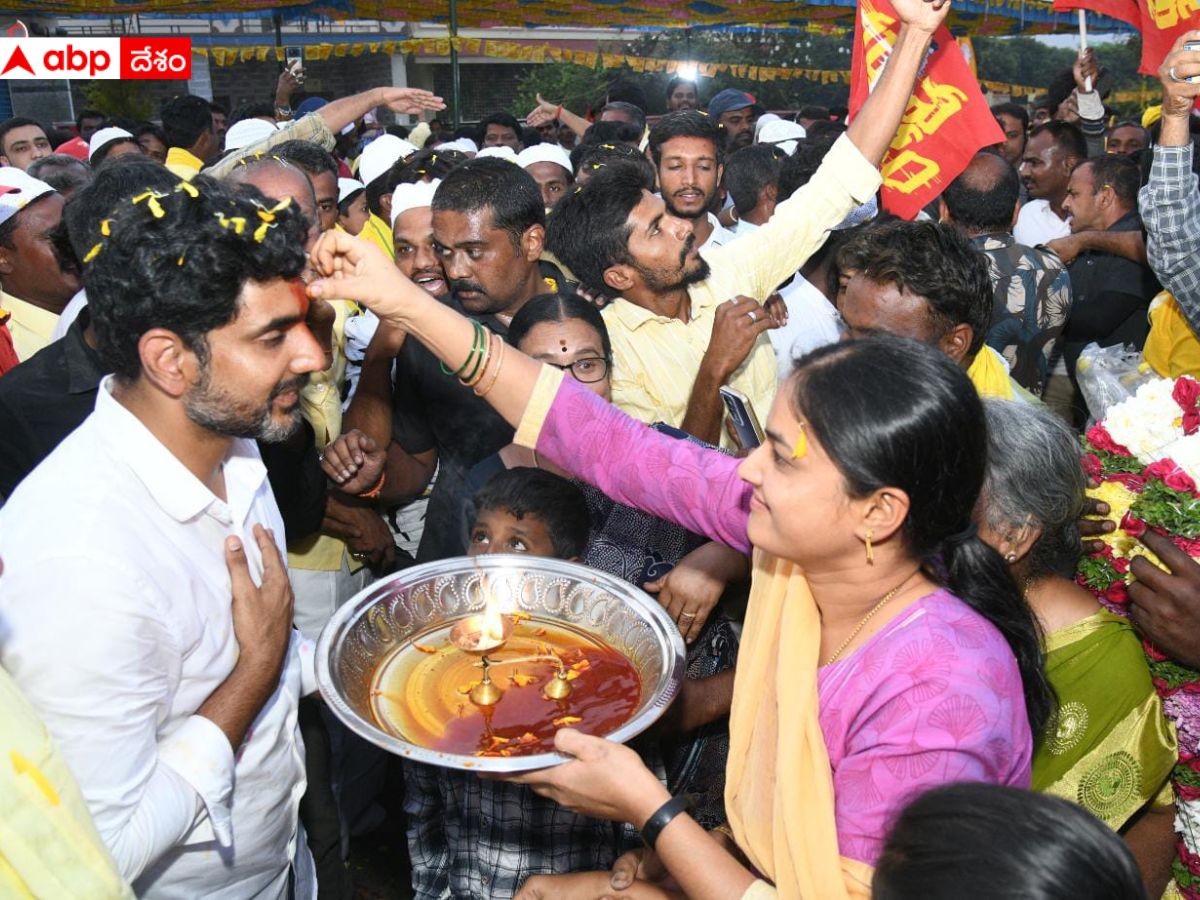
[640,794,692,850]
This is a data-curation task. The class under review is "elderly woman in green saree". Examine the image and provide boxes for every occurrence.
[978,398,1178,896]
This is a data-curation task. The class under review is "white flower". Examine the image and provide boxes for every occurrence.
[1162,433,1200,482]
[1106,378,1185,464]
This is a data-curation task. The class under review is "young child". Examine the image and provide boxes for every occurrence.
[406,466,633,900]
[467,466,590,560]
[336,177,369,236]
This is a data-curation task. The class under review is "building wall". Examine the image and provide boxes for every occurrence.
[419,61,535,123]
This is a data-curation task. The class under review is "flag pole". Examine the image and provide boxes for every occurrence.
[1077,10,1093,92]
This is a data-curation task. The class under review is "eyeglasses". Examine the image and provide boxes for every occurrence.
[547,356,609,384]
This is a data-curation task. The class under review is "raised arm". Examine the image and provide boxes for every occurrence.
[308,231,751,551]
[526,93,591,138]
[1139,32,1200,334]
[205,86,444,180]
[709,0,950,300]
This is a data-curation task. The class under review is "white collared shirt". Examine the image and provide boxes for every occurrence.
[770,275,843,382]
[1014,198,1070,248]
[0,377,315,899]
[699,212,736,253]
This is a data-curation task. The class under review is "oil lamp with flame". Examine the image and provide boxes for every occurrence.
[448,576,573,706]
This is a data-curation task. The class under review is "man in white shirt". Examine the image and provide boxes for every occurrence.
[0,175,326,896]
[1015,121,1086,247]
[648,110,735,253]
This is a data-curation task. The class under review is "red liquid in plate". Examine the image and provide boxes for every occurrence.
[370,618,642,757]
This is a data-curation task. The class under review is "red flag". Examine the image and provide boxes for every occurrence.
[1051,0,1141,29]
[1136,0,1199,75]
[849,0,1004,220]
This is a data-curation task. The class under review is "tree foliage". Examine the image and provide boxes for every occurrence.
[81,79,153,122]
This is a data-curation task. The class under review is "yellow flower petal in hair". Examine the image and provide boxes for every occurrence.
[175,180,199,198]
[83,243,103,263]
[253,221,273,243]
[791,421,809,460]
[99,218,112,236]
[253,196,291,224]
[216,212,247,234]
[131,190,166,219]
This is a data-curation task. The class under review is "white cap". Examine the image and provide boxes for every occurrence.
[390,178,441,226]
[440,137,478,155]
[475,145,517,162]
[87,126,135,161]
[337,177,364,205]
[516,143,573,175]
[757,118,806,156]
[359,134,418,186]
[0,167,55,227]
[223,117,278,152]
[753,113,782,139]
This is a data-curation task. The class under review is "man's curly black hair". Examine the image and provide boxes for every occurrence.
[84,173,309,380]
[836,220,993,357]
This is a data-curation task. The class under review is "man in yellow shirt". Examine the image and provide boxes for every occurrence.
[0,167,80,367]
[545,129,882,449]
[161,96,220,182]
[838,220,1034,402]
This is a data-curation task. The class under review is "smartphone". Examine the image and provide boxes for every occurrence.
[285,46,305,83]
[720,386,765,450]
[1186,41,1200,84]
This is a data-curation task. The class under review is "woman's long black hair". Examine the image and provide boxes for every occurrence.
[791,335,1053,736]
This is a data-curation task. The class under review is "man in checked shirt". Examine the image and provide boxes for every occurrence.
[1140,32,1200,338]
[1126,31,1200,716]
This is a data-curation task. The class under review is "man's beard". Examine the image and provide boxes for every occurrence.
[637,233,711,293]
[663,191,714,222]
[185,364,309,443]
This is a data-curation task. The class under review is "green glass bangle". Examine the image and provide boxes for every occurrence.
[441,320,485,376]
[459,329,491,384]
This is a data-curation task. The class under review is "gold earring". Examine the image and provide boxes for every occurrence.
[865,529,874,565]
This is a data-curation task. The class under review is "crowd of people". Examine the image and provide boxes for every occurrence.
[2,0,1200,896]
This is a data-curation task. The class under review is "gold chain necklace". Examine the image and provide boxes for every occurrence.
[823,576,913,666]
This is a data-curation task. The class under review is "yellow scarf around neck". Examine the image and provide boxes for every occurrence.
[725,552,873,899]
[965,346,1014,400]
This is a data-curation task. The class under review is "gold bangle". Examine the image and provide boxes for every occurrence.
[474,335,506,397]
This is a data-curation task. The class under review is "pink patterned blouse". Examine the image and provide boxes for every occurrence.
[521,374,1033,864]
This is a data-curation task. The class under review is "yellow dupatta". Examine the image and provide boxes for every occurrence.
[965,346,1015,400]
[725,552,874,899]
